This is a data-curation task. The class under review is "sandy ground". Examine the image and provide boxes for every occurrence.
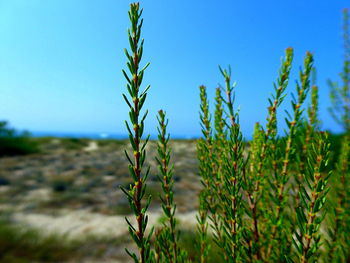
[84,141,99,152]
[12,209,198,240]
[0,138,200,261]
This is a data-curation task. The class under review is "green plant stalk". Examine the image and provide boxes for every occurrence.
[245,48,293,260]
[198,86,218,207]
[213,86,226,195]
[155,228,173,262]
[308,75,319,128]
[196,85,212,263]
[121,3,152,263]
[209,87,229,261]
[292,68,319,215]
[292,132,331,263]
[222,126,244,262]
[219,66,245,262]
[260,47,294,179]
[155,233,161,263]
[266,52,313,259]
[281,52,313,179]
[295,81,319,209]
[197,199,209,263]
[304,83,319,168]
[249,122,263,176]
[197,84,229,262]
[155,109,180,263]
[214,87,226,144]
[198,85,229,262]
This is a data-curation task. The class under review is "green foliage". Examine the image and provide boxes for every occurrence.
[245,48,294,261]
[0,121,38,157]
[177,230,225,263]
[217,66,246,262]
[326,8,350,263]
[121,3,153,263]
[154,110,187,263]
[0,217,133,263]
[196,85,212,263]
[121,3,349,263]
[0,218,78,262]
[289,132,331,263]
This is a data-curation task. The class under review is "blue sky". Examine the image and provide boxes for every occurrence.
[0,0,348,138]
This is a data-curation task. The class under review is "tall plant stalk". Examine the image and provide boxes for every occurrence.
[289,132,331,263]
[196,85,212,263]
[219,66,246,262]
[266,52,314,260]
[210,87,229,261]
[155,110,186,263]
[121,3,152,263]
[245,47,293,261]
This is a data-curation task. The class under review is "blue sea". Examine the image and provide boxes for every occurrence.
[31,131,128,140]
[31,131,198,140]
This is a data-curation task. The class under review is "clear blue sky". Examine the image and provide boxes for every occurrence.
[0,0,348,138]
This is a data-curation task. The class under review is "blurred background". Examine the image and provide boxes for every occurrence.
[0,1,348,262]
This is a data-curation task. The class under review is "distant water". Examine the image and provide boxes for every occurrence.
[31,131,128,140]
[31,131,199,140]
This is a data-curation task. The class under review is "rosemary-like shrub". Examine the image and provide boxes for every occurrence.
[121,3,349,263]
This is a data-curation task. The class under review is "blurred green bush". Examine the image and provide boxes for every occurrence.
[327,131,347,170]
[0,121,39,157]
[0,218,77,262]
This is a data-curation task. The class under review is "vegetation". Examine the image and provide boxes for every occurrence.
[122,3,350,263]
[0,218,78,263]
[0,121,38,157]
[325,8,350,263]
[121,3,153,262]
[0,217,131,263]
